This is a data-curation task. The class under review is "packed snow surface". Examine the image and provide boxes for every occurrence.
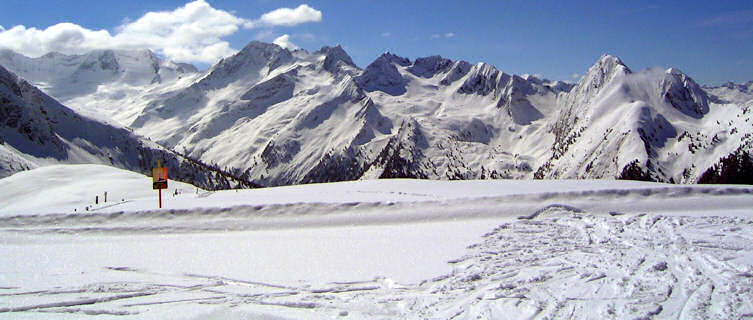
[1,165,753,319]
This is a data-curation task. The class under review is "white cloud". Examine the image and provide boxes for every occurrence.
[381,32,391,37]
[273,34,297,50]
[432,33,454,39]
[0,23,116,58]
[571,73,581,79]
[258,4,322,27]
[0,25,5,32]
[0,1,322,64]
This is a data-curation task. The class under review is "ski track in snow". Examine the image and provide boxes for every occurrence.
[412,208,753,319]
[1,184,751,234]
[1,185,752,319]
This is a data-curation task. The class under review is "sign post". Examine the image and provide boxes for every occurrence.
[152,160,168,208]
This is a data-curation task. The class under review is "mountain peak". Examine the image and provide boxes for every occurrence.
[357,52,408,95]
[598,53,624,64]
[239,41,289,57]
[78,49,120,73]
[474,62,500,74]
[665,67,684,76]
[408,55,453,78]
[557,53,633,123]
[231,41,293,67]
[570,53,631,97]
[205,40,293,84]
[439,60,472,85]
[593,54,631,75]
[318,44,344,52]
[317,45,355,72]
[377,52,411,66]
[661,67,709,118]
[457,62,502,96]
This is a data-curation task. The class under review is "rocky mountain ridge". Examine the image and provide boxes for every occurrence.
[1,43,751,186]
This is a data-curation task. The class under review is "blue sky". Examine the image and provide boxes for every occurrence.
[0,0,751,85]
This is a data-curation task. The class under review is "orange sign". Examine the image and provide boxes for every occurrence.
[152,167,168,190]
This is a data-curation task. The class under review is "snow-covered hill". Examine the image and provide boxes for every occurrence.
[0,64,253,189]
[1,43,751,186]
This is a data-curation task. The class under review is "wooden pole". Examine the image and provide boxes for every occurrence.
[158,159,162,209]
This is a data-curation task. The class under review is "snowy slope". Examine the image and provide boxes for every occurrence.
[0,164,199,215]
[0,64,252,189]
[2,43,752,187]
[1,166,752,319]
[0,163,673,216]
[0,142,37,177]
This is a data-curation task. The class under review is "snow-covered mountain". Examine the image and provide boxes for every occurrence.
[538,57,752,184]
[704,80,753,105]
[0,48,201,125]
[0,48,197,98]
[0,64,253,189]
[120,43,577,186]
[1,43,751,186]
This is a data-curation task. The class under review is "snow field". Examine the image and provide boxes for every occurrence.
[1,164,752,318]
